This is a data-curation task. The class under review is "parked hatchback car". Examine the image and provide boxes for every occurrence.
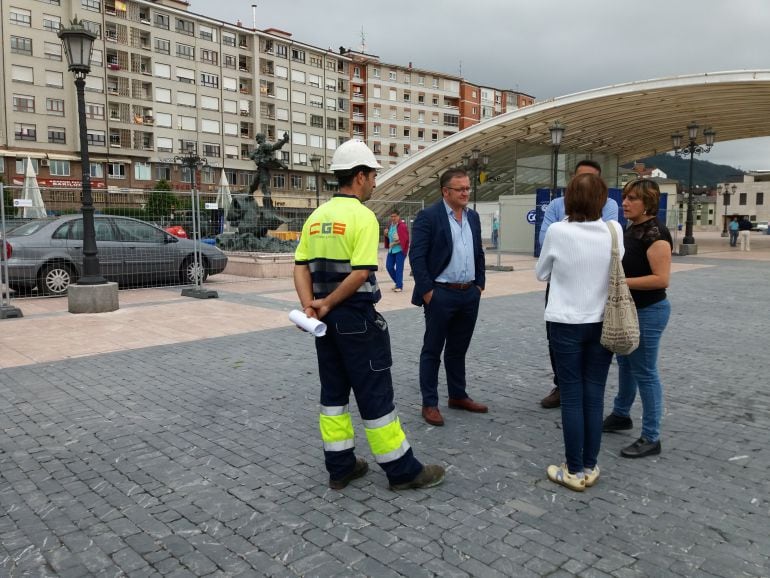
[2,215,228,295]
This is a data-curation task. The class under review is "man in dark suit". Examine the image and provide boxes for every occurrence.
[409,168,488,426]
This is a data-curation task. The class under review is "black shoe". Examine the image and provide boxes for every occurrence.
[329,457,369,490]
[621,437,661,458]
[602,413,633,432]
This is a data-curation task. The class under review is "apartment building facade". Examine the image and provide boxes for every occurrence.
[1,0,349,209]
[345,50,463,169]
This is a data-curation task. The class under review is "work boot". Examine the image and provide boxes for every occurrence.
[328,457,369,490]
[389,464,445,490]
[540,386,560,409]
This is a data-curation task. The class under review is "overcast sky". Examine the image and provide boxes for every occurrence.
[197,0,770,170]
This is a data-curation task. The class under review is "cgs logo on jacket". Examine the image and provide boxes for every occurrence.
[309,222,346,236]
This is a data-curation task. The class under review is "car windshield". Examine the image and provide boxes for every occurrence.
[6,220,51,237]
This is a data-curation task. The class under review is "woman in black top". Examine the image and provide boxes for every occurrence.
[602,179,672,458]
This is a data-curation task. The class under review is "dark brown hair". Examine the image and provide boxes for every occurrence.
[564,173,607,222]
[440,168,468,189]
[622,179,660,216]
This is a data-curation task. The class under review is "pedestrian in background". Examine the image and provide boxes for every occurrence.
[603,179,672,459]
[384,209,409,292]
[738,216,752,251]
[728,217,739,247]
[536,173,621,492]
[294,139,444,491]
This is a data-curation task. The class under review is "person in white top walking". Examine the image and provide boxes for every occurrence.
[535,173,624,492]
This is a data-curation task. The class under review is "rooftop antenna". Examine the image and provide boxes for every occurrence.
[458,60,463,77]
[360,26,366,53]
[251,4,257,30]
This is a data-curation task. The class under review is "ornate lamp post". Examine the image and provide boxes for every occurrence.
[549,121,565,201]
[173,149,218,299]
[461,148,489,211]
[671,122,716,253]
[309,154,322,208]
[59,18,118,313]
[718,183,736,237]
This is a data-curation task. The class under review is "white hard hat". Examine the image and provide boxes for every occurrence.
[329,139,382,171]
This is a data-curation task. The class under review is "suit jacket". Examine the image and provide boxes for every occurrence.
[409,199,485,306]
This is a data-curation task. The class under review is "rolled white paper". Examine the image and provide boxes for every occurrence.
[289,309,327,337]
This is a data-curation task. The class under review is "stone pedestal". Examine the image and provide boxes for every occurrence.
[68,282,120,314]
[678,243,698,256]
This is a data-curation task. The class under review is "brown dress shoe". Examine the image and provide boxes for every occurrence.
[421,406,444,426]
[540,386,560,409]
[447,397,488,413]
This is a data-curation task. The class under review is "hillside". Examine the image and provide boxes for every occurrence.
[630,154,744,186]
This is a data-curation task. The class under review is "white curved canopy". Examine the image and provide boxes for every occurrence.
[373,70,770,204]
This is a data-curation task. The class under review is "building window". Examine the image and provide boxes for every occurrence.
[200,73,219,88]
[156,165,171,181]
[739,193,747,205]
[90,163,104,178]
[155,38,170,54]
[175,18,194,36]
[372,68,380,78]
[82,0,101,11]
[276,44,288,58]
[199,25,214,42]
[176,43,195,60]
[389,71,396,80]
[44,42,62,61]
[49,159,70,175]
[10,36,32,55]
[107,163,126,179]
[12,95,35,113]
[48,127,66,144]
[16,158,38,174]
[87,130,105,146]
[326,117,336,130]
[222,32,235,47]
[134,162,152,181]
[403,91,411,102]
[10,7,31,26]
[291,175,303,190]
[202,143,221,157]
[757,192,764,206]
[154,13,169,29]
[201,49,218,65]
[291,48,305,62]
[272,174,286,189]
[310,114,323,128]
[42,14,62,32]
[14,123,36,141]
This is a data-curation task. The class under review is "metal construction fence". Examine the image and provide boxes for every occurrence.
[0,186,427,301]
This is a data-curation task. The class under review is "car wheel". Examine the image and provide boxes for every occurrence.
[179,256,208,285]
[38,263,75,296]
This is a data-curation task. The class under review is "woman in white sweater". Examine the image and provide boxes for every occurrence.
[535,173,624,492]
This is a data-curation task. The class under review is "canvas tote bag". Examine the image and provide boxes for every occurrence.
[600,223,640,355]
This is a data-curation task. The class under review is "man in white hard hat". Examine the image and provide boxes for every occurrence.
[294,139,445,491]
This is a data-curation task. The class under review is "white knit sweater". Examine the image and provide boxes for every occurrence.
[535,219,624,324]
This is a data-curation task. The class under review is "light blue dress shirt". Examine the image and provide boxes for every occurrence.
[435,200,475,284]
[539,197,619,246]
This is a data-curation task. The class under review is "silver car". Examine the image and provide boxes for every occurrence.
[2,215,228,295]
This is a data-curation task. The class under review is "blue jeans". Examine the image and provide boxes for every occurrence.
[613,299,671,443]
[549,321,613,473]
[386,251,405,289]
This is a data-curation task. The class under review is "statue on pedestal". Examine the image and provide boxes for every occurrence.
[248,132,289,208]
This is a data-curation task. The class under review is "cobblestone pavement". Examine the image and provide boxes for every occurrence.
[1,254,768,577]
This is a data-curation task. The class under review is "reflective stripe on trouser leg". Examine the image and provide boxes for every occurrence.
[363,409,410,463]
[319,405,355,452]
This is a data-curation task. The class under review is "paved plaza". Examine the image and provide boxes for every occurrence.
[0,233,769,577]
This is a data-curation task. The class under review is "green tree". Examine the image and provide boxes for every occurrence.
[145,180,177,220]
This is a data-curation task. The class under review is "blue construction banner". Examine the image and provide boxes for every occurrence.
[534,187,626,258]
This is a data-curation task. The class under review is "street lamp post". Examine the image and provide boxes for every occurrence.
[549,121,565,201]
[309,154,322,208]
[173,149,217,299]
[59,18,118,313]
[671,122,716,254]
[461,148,489,211]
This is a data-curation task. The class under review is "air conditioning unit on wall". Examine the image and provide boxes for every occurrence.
[40,158,49,167]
